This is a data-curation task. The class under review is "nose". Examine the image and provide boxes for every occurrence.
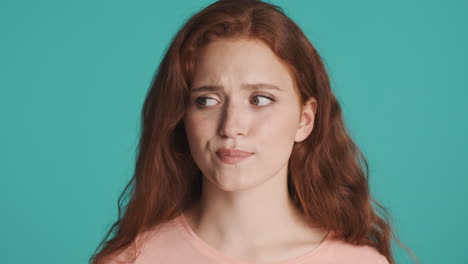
[218,99,248,138]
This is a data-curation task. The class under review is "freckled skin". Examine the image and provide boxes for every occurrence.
[184,38,316,192]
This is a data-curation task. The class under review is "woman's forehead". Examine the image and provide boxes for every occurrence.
[191,39,295,93]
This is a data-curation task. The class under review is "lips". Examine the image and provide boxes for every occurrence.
[215,148,253,157]
[215,148,254,165]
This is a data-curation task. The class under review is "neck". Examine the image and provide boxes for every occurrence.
[184,165,327,250]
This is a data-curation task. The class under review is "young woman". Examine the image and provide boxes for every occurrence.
[90,0,418,263]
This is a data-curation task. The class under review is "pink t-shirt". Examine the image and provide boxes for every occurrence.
[112,214,389,264]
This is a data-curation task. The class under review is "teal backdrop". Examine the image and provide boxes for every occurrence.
[1,0,466,263]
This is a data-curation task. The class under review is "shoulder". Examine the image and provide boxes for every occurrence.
[320,237,390,264]
[101,217,184,264]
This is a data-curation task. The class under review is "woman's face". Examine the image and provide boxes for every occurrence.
[183,38,316,192]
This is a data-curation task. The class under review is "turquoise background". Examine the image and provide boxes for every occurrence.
[1,0,466,263]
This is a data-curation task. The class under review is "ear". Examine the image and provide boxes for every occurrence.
[294,97,317,142]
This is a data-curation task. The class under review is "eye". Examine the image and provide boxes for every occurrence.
[195,96,219,108]
[251,95,275,106]
[194,95,275,109]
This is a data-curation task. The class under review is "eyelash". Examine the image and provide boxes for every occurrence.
[194,94,275,109]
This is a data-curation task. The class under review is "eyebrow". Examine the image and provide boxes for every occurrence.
[190,83,283,93]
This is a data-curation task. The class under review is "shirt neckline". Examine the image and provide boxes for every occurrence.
[176,213,333,264]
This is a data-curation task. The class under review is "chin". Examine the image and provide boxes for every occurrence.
[207,172,267,193]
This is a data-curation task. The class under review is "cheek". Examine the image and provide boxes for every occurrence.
[258,109,299,142]
[255,109,299,162]
[184,114,215,149]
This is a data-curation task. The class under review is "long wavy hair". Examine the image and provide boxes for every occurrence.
[90,0,419,263]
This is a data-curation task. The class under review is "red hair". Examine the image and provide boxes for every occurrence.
[90,1,419,263]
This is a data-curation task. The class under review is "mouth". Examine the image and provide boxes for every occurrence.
[215,151,254,165]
